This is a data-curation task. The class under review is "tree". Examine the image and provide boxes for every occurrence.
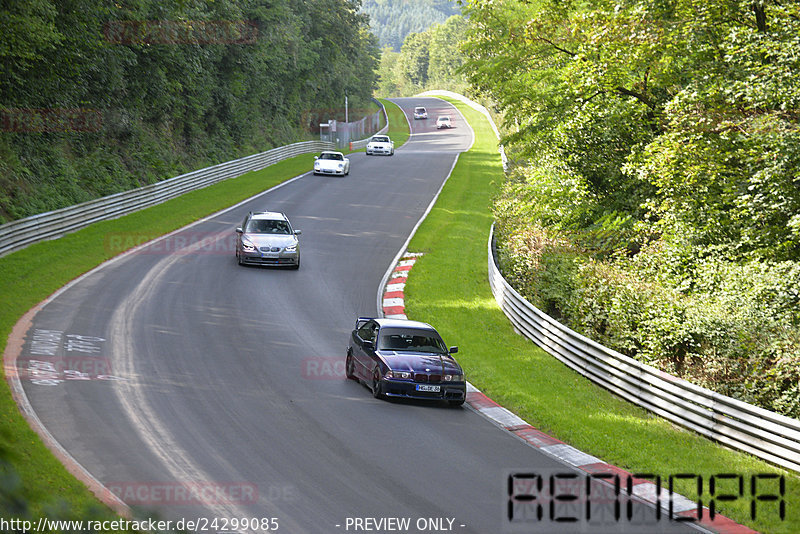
[398,31,430,87]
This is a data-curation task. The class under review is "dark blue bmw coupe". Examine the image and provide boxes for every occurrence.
[346,317,466,406]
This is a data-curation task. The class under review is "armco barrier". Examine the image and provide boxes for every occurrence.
[0,140,334,257]
[488,225,800,473]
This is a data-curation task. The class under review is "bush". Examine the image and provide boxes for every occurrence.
[496,188,800,417]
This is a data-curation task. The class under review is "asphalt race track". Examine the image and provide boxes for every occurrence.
[17,97,699,533]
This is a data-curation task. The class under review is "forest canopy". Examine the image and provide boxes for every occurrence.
[0,0,379,222]
[376,14,469,97]
[459,0,800,416]
[361,0,460,52]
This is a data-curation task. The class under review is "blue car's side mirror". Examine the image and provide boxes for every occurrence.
[449,346,458,354]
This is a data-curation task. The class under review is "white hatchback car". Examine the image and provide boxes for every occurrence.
[365,135,394,156]
[313,151,350,176]
[436,116,452,129]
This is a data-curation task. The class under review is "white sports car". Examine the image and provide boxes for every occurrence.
[436,116,452,129]
[313,151,350,176]
[365,135,394,156]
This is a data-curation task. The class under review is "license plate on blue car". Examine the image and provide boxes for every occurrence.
[416,384,440,392]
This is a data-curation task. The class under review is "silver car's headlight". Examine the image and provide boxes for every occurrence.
[338,163,344,170]
[285,244,297,252]
[444,373,463,382]
[241,237,256,252]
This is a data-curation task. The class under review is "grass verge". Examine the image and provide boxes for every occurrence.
[345,99,408,154]
[379,99,410,148]
[403,95,797,533]
[0,106,410,519]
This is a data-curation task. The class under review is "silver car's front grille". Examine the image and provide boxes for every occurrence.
[260,246,281,252]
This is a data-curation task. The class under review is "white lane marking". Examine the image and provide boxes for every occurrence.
[385,282,405,293]
[479,406,527,429]
[633,483,699,513]
[108,242,278,531]
[540,444,602,467]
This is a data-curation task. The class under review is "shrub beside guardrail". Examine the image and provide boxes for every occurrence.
[435,87,800,473]
[0,140,334,258]
[488,224,800,473]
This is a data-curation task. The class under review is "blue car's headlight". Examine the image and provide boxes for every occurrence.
[444,373,463,382]
[385,370,411,379]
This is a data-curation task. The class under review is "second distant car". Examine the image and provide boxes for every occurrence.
[313,151,350,176]
[413,106,428,119]
[436,116,452,129]
[365,135,394,156]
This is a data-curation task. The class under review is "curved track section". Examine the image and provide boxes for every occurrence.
[16,98,695,533]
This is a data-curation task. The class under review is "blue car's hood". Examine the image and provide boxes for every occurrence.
[376,351,462,374]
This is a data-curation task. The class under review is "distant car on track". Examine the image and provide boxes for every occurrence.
[365,135,394,156]
[313,151,350,176]
[235,211,301,269]
[346,317,466,406]
[436,116,452,129]
[413,106,428,120]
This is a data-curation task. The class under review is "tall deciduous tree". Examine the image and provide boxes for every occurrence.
[0,0,380,221]
[460,0,800,260]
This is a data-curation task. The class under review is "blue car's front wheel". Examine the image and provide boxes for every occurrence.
[372,369,384,399]
[345,351,356,380]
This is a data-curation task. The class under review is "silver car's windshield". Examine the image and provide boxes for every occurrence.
[245,219,291,234]
[378,329,447,353]
[320,153,343,161]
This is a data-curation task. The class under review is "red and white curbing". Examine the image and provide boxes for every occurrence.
[381,254,756,534]
[382,254,424,319]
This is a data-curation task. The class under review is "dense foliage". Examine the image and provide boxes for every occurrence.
[377,15,469,97]
[0,0,379,222]
[461,0,800,416]
[361,0,460,52]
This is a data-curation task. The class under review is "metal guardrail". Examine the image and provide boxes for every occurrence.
[0,140,334,257]
[488,225,800,473]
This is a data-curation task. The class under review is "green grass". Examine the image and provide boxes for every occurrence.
[403,95,798,533]
[379,99,410,148]
[344,99,408,154]
[0,108,413,520]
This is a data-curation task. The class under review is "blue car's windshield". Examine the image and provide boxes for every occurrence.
[377,329,447,353]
